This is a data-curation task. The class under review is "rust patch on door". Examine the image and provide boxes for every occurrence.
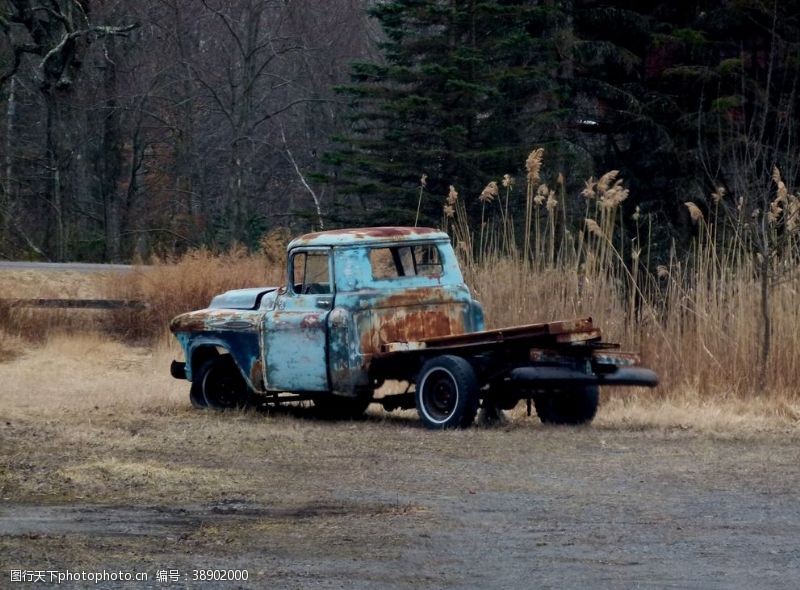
[359,308,464,356]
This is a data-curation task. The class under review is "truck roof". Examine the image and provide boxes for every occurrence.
[288,226,449,249]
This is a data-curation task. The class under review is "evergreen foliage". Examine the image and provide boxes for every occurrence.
[326,0,800,245]
[324,0,572,227]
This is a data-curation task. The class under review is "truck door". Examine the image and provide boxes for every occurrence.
[262,248,332,392]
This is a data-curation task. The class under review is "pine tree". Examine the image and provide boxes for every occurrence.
[570,0,800,223]
[324,0,571,227]
[325,0,800,240]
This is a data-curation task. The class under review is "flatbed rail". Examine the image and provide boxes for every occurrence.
[378,317,607,357]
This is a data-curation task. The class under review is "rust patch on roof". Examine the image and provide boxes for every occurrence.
[303,226,439,239]
[290,227,448,249]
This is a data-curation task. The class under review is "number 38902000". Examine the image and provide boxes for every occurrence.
[192,570,248,581]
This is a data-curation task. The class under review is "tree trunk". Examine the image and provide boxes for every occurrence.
[226,1,263,243]
[44,92,68,261]
[1,76,17,253]
[120,105,145,258]
[173,1,203,241]
[101,37,122,261]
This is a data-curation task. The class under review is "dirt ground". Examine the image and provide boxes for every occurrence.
[1,336,799,589]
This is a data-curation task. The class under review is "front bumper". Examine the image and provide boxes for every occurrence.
[170,360,187,380]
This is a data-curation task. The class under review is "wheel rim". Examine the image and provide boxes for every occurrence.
[419,368,459,424]
[203,365,245,409]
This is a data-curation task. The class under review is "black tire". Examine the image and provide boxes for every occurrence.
[197,355,251,410]
[312,395,372,420]
[415,355,479,429]
[533,385,599,425]
[189,380,207,409]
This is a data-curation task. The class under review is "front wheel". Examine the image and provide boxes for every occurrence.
[533,385,599,425]
[197,355,252,410]
[415,355,479,430]
[189,380,208,409]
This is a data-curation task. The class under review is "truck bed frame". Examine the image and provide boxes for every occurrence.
[370,317,657,409]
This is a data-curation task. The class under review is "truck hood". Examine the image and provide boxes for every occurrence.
[209,287,278,310]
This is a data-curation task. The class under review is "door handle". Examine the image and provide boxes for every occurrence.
[316,297,332,309]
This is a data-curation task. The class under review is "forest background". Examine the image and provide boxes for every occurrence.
[1,0,797,263]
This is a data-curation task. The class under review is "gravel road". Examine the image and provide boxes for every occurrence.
[0,261,133,272]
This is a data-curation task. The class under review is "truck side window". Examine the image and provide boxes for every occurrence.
[369,248,396,279]
[292,252,330,294]
[370,247,413,279]
[412,244,442,277]
[369,245,442,279]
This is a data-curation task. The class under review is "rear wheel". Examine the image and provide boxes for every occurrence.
[533,385,599,425]
[198,355,252,410]
[415,355,479,430]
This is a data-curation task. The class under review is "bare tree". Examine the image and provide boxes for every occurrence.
[0,0,376,259]
[0,0,137,259]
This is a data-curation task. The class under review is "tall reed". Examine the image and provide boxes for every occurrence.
[446,149,800,400]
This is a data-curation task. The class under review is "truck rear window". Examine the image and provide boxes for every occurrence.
[369,245,443,279]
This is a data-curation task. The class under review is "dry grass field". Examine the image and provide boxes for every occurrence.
[1,334,799,588]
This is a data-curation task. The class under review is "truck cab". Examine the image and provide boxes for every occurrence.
[171,228,482,401]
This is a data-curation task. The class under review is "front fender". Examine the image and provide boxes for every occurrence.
[176,331,263,392]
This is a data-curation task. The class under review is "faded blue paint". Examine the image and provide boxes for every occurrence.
[332,239,463,292]
[259,246,333,392]
[327,305,358,394]
[181,330,261,390]
[170,227,486,397]
[469,299,485,331]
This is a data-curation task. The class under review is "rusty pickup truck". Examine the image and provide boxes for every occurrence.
[169,227,657,429]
